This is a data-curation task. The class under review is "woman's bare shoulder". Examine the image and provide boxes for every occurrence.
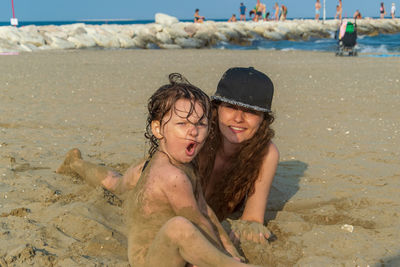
[264,142,279,162]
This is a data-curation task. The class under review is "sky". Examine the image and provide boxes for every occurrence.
[0,0,393,22]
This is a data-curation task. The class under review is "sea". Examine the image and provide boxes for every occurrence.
[1,18,400,54]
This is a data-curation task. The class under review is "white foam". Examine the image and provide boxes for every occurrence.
[359,44,389,53]
[281,47,296,51]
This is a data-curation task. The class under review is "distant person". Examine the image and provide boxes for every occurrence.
[260,2,267,21]
[353,9,362,19]
[315,0,321,21]
[274,2,280,21]
[249,9,256,20]
[239,3,247,21]
[391,3,396,18]
[334,5,340,19]
[264,12,271,21]
[280,4,287,21]
[380,2,386,19]
[194,8,205,23]
[334,0,343,20]
[228,14,238,22]
[255,0,263,22]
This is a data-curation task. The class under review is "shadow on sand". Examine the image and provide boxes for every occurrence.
[373,255,400,267]
[266,160,308,222]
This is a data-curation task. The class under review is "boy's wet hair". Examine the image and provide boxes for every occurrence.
[145,73,211,157]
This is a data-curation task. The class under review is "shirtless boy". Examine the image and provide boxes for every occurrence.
[315,0,321,21]
[57,74,260,267]
[274,3,280,21]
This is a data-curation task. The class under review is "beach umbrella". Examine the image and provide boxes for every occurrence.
[10,0,18,26]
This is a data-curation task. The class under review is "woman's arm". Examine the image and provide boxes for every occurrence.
[231,142,279,242]
[241,142,279,223]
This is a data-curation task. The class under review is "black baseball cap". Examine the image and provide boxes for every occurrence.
[211,67,274,112]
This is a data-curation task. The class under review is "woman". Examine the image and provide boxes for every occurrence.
[57,67,279,245]
[380,2,386,19]
[280,5,288,21]
[197,67,279,244]
[194,8,205,23]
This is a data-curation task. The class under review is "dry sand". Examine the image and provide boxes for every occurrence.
[0,49,399,266]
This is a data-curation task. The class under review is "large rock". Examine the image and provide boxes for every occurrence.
[116,33,136,48]
[165,23,190,39]
[67,34,97,48]
[85,27,120,48]
[155,13,179,26]
[46,36,76,49]
[156,31,173,44]
[0,27,22,44]
[175,37,205,48]
[0,37,20,52]
[18,26,45,47]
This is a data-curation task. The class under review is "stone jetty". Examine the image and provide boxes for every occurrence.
[1,13,399,52]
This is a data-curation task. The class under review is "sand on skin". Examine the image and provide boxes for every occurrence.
[0,49,399,266]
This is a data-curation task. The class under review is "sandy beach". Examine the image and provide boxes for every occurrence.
[1,49,399,266]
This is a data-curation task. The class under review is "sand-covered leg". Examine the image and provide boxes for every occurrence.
[56,148,82,175]
[56,148,120,190]
[143,216,261,267]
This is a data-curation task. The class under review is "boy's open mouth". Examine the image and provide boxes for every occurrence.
[186,141,197,156]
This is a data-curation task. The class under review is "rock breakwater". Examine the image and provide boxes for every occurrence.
[1,13,399,52]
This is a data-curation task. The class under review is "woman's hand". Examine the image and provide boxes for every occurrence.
[228,219,272,245]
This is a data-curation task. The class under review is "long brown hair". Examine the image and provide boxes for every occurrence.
[197,101,275,220]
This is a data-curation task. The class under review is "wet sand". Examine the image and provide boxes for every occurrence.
[0,49,399,266]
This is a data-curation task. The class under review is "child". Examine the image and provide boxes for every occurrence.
[57,73,259,267]
[228,14,238,22]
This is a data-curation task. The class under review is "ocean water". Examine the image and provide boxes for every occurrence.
[1,19,400,53]
[216,33,400,53]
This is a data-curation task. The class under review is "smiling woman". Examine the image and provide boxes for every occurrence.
[197,67,279,245]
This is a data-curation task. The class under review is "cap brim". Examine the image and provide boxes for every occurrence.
[211,95,270,113]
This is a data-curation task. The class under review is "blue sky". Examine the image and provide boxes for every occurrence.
[0,0,392,22]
